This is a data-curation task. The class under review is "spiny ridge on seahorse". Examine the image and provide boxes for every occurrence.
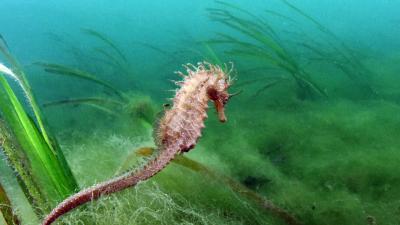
[42,62,233,225]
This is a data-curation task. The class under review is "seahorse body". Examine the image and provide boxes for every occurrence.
[42,62,232,225]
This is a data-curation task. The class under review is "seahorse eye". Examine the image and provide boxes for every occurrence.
[206,87,219,101]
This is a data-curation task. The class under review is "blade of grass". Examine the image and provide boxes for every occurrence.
[42,97,123,108]
[209,2,327,99]
[0,36,56,151]
[0,180,20,225]
[42,97,123,117]
[93,47,125,70]
[279,0,376,95]
[211,1,279,38]
[253,78,285,97]
[1,37,78,215]
[0,119,49,215]
[81,28,127,63]
[0,75,78,202]
[35,62,125,100]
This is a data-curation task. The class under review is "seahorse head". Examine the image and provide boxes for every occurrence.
[205,64,233,123]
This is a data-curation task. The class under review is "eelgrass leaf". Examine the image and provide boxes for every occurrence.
[253,78,286,97]
[212,1,278,37]
[0,75,78,203]
[0,119,49,215]
[35,62,125,100]
[209,2,327,99]
[42,97,124,108]
[42,97,123,116]
[210,32,275,55]
[0,180,20,225]
[0,38,78,213]
[0,37,59,154]
[280,0,376,95]
[93,47,125,70]
[84,103,119,116]
[81,28,128,63]
[0,76,67,196]
[280,0,332,37]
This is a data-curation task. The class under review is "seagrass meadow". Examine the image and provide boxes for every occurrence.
[1,1,400,225]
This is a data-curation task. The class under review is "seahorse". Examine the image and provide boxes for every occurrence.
[42,62,233,225]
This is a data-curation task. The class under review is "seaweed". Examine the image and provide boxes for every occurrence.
[119,147,302,225]
[41,92,159,127]
[0,120,49,215]
[42,97,123,108]
[278,0,377,96]
[42,97,125,117]
[208,0,378,99]
[34,62,126,100]
[207,1,327,100]
[46,28,137,91]
[81,28,135,85]
[0,36,78,214]
[0,179,20,225]
[81,28,128,63]
[34,29,148,115]
[0,36,55,151]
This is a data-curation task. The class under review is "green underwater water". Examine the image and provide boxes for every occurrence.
[1,0,400,225]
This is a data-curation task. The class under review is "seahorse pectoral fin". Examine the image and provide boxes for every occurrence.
[214,100,226,123]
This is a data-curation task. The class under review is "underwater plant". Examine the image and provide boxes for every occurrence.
[36,70,159,130]
[33,29,145,119]
[207,1,327,100]
[121,146,301,225]
[46,28,136,90]
[34,62,125,100]
[0,36,78,215]
[42,62,234,225]
[0,180,20,225]
[207,1,379,99]
[34,63,160,134]
[278,0,377,97]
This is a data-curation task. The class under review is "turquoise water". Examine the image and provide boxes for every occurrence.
[0,1,400,225]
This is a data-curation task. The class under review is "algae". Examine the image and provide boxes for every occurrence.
[0,1,399,225]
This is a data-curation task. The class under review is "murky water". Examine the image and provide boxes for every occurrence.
[1,1,400,225]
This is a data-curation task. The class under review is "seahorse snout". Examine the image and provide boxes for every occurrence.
[214,99,227,122]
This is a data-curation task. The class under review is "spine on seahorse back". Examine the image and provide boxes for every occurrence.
[42,62,232,225]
